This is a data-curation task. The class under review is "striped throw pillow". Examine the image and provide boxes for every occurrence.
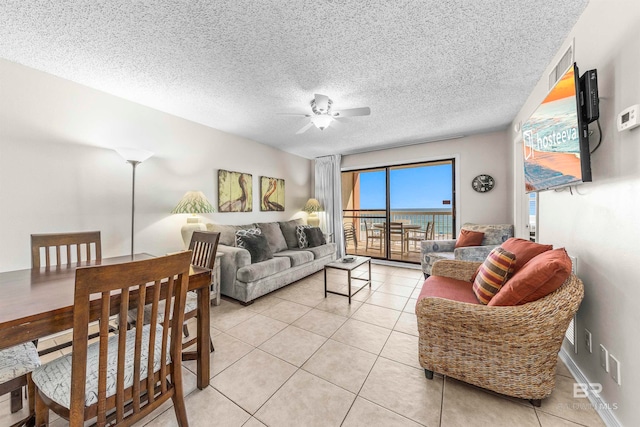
[472,247,516,304]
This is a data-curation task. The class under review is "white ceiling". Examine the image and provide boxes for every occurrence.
[0,1,589,159]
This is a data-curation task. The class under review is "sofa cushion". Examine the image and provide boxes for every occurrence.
[207,223,256,246]
[237,256,291,282]
[258,222,288,253]
[500,237,553,273]
[417,276,480,305]
[273,249,314,266]
[236,232,273,264]
[472,246,516,304]
[304,227,326,248]
[489,248,572,306]
[455,229,485,248]
[295,225,313,248]
[279,218,305,249]
[304,243,337,260]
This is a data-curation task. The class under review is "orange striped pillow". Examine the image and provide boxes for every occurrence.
[472,247,516,304]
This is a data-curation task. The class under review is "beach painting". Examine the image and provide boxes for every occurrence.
[260,176,285,211]
[522,66,583,192]
[218,169,252,212]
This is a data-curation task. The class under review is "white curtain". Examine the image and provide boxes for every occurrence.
[314,155,344,258]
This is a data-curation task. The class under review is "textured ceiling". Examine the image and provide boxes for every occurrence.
[0,1,589,159]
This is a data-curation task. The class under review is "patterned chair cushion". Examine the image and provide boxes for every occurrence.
[32,324,169,409]
[0,342,40,383]
[472,247,516,304]
[127,291,198,325]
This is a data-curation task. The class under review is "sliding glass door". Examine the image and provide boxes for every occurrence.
[342,159,455,264]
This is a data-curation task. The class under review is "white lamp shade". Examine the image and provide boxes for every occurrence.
[115,147,154,163]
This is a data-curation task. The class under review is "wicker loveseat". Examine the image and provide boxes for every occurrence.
[416,258,584,405]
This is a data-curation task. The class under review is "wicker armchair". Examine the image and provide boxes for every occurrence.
[416,259,584,405]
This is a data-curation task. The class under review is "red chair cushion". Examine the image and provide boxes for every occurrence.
[418,275,481,305]
[500,237,553,273]
[489,248,572,306]
[455,229,485,248]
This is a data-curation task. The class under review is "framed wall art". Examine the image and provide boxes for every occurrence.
[218,169,252,212]
[260,176,285,211]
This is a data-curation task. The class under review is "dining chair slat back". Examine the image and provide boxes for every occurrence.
[31,231,102,268]
[32,251,192,427]
[182,231,220,358]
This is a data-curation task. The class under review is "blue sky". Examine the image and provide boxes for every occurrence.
[359,164,453,209]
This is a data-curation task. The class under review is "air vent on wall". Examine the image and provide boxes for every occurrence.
[549,43,574,90]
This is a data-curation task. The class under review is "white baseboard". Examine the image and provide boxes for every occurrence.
[370,259,421,270]
[559,349,622,427]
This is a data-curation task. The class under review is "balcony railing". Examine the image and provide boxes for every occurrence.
[342,209,453,243]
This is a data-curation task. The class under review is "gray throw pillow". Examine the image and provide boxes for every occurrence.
[304,227,326,248]
[257,222,288,253]
[207,223,256,246]
[235,228,262,247]
[236,233,273,263]
[279,219,304,249]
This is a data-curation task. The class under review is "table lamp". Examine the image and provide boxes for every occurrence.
[171,191,215,248]
[303,198,322,227]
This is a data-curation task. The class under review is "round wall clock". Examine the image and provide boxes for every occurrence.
[472,174,495,193]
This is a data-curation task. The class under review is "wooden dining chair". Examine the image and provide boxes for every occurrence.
[125,231,220,360]
[31,231,101,268]
[181,231,220,359]
[364,221,383,252]
[31,252,192,427]
[343,222,358,252]
[0,343,41,427]
[30,231,107,357]
[389,222,405,254]
[406,222,434,252]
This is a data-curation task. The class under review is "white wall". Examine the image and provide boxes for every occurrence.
[0,59,312,272]
[511,1,640,424]
[342,131,513,231]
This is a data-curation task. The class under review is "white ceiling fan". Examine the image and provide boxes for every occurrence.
[278,94,371,134]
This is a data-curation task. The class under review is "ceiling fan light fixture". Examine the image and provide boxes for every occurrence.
[311,115,332,130]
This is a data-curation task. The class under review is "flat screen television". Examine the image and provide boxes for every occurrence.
[522,63,592,193]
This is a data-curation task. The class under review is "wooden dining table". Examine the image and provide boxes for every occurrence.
[0,253,213,390]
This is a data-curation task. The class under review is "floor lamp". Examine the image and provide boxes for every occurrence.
[115,147,153,257]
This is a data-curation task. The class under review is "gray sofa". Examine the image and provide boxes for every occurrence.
[206,219,337,304]
[420,223,514,277]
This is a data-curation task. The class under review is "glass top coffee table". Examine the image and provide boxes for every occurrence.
[324,256,371,304]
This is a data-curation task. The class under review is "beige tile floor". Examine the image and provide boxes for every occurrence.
[1,264,606,427]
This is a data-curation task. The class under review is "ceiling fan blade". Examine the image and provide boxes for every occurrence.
[332,107,371,117]
[296,122,314,134]
[276,112,312,117]
[314,94,330,113]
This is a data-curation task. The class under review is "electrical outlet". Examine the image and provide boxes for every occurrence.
[599,345,609,371]
[609,355,621,385]
[584,329,592,353]
[569,256,578,274]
